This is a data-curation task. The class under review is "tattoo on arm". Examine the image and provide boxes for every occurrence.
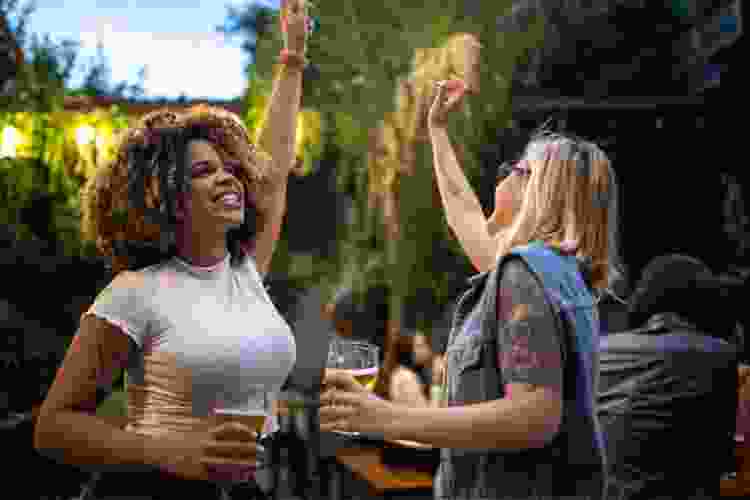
[498,259,565,392]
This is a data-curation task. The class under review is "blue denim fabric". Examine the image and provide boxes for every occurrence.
[434,241,605,500]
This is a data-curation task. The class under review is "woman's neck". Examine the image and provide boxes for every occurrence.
[175,227,228,267]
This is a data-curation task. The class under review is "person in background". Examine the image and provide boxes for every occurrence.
[323,285,390,366]
[410,328,450,406]
[412,331,439,388]
[598,254,739,500]
[324,285,439,403]
[325,286,452,408]
[387,331,430,406]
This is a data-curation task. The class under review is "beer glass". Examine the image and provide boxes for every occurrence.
[326,338,379,436]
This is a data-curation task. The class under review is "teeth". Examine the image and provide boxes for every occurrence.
[219,193,240,203]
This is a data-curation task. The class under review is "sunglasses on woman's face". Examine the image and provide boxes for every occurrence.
[496,160,531,182]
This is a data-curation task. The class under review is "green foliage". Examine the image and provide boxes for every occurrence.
[221,1,549,328]
[217,3,277,65]
[243,67,271,131]
[1,33,76,113]
[96,389,127,419]
[670,0,691,18]
[1,1,141,258]
[332,112,366,157]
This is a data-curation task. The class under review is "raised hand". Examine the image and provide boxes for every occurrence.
[428,79,467,129]
[281,0,309,55]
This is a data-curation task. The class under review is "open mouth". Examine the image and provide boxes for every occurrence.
[214,192,243,208]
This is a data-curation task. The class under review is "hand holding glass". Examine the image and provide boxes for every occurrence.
[325,339,379,436]
[212,385,270,436]
[208,385,271,482]
[327,339,379,389]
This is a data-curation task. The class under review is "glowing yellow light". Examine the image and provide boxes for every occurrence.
[1,126,20,158]
[95,134,106,150]
[75,125,96,147]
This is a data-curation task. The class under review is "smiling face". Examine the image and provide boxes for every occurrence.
[179,139,245,236]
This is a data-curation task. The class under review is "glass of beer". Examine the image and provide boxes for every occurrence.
[212,385,270,434]
[326,339,379,436]
[327,338,380,389]
[211,408,268,435]
[208,385,272,482]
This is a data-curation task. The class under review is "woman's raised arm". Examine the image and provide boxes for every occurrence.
[428,80,497,273]
[248,0,308,276]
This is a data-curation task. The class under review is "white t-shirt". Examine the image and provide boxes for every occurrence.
[85,252,296,437]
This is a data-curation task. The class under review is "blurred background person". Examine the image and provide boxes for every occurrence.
[323,285,389,389]
[386,330,430,406]
[598,254,740,500]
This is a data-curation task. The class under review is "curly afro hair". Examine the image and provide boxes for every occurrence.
[80,105,275,274]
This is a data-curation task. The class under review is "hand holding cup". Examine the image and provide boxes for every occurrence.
[281,0,309,55]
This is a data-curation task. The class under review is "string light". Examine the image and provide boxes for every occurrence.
[0,126,20,158]
[75,125,96,147]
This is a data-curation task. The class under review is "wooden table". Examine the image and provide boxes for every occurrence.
[330,444,434,500]
[723,369,750,498]
[721,443,750,497]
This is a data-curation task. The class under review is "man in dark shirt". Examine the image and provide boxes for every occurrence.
[598,254,739,499]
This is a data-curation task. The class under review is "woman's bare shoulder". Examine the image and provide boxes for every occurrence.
[111,270,145,287]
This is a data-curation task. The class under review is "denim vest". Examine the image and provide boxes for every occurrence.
[434,242,605,500]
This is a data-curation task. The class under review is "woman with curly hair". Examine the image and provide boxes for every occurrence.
[33,1,310,498]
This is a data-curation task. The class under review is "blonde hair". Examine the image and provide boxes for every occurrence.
[496,133,623,293]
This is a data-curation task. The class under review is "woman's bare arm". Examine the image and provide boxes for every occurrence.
[429,125,496,272]
[248,1,306,277]
[427,81,496,272]
[34,274,196,474]
[249,67,302,277]
[34,315,180,472]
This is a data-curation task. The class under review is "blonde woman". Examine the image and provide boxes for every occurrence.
[319,79,620,500]
[33,1,311,498]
